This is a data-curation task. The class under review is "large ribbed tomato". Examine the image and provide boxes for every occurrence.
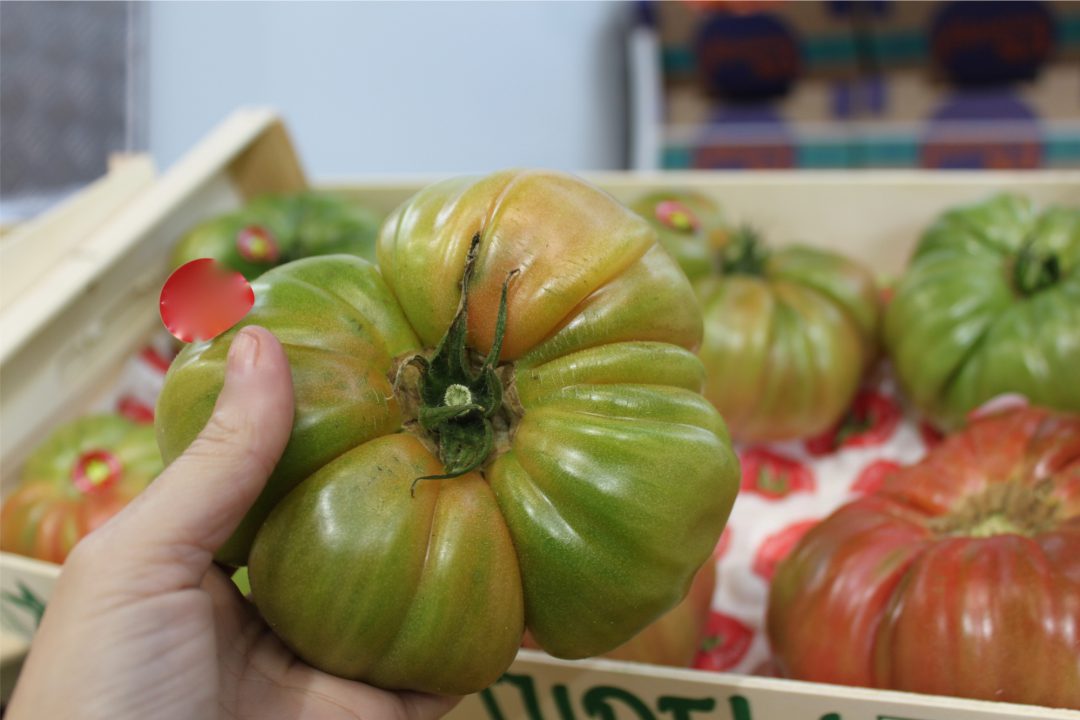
[1,414,162,563]
[523,550,717,668]
[767,406,1080,708]
[885,194,1080,430]
[156,170,739,695]
[631,193,880,442]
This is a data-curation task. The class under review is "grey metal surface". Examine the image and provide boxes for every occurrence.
[1,1,143,220]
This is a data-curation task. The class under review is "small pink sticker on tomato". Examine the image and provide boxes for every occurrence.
[72,450,122,494]
[655,200,700,233]
[236,225,280,263]
[160,259,254,343]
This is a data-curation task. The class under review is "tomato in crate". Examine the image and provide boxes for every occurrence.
[631,192,881,443]
[885,194,1080,430]
[1,414,163,564]
[156,170,739,695]
[768,405,1080,708]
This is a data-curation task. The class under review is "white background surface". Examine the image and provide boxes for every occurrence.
[147,2,634,176]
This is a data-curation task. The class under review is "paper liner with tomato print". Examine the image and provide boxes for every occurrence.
[739,448,815,500]
[0,414,163,563]
[701,362,936,678]
[767,403,1080,708]
[157,170,739,695]
[804,388,902,457]
[693,611,755,672]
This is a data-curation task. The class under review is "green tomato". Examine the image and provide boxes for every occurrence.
[1,414,162,563]
[169,191,381,279]
[156,170,739,695]
[884,194,1080,429]
[629,190,729,283]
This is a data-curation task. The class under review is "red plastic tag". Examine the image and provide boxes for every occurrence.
[160,259,254,343]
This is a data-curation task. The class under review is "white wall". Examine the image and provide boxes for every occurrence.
[147,1,633,177]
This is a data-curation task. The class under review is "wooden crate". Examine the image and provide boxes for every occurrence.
[2,108,1077,719]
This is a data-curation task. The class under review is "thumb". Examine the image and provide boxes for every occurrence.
[86,325,294,590]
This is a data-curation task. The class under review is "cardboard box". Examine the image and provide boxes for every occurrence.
[2,108,1078,718]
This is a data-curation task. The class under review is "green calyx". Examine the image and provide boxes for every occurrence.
[930,480,1063,539]
[717,227,769,277]
[1013,239,1061,296]
[398,234,518,494]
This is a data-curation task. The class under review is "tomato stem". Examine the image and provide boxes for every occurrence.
[401,234,519,495]
[1013,238,1060,296]
[930,480,1063,538]
[717,227,769,276]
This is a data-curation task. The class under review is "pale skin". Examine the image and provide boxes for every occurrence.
[6,326,459,720]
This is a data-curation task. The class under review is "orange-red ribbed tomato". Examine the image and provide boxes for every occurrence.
[768,406,1080,708]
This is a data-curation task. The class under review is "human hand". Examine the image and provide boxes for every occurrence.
[6,326,460,720]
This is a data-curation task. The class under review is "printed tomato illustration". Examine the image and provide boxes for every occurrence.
[769,406,1080,707]
[805,388,901,456]
[693,611,754,672]
[157,170,739,695]
[117,395,155,425]
[139,345,175,374]
[715,527,733,560]
[918,420,945,449]
[739,448,815,499]
[753,519,819,581]
[850,459,903,496]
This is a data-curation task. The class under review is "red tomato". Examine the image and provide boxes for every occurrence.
[804,388,901,456]
[739,448,815,500]
[693,612,754,672]
[768,406,1080,707]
